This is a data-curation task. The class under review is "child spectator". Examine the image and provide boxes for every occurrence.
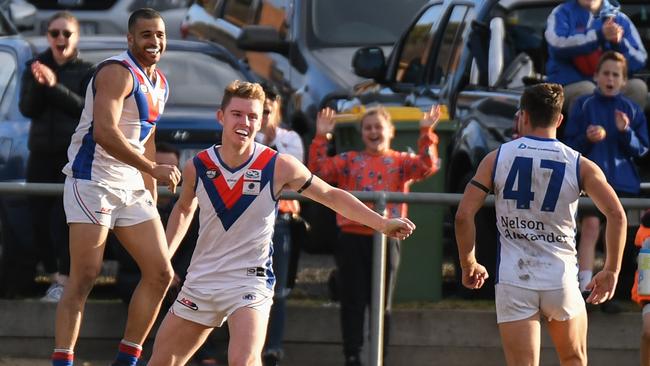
[563,50,649,312]
[308,105,441,365]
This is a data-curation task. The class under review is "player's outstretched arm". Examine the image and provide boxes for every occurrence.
[580,157,627,304]
[276,154,415,240]
[455,151,496,289]
[166,159,199,256]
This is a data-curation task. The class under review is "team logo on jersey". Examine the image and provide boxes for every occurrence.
[206,169,219,179]
[243,181,261,195]
[244,169,262,181]
[140,84,149,93]
[176,297,198,311]
[242,293,257,301]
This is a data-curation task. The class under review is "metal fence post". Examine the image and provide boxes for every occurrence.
[369,191,387,366]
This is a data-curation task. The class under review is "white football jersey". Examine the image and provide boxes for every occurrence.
[492,136,581,290]
[63,51,169,189]
[184,143,279,291]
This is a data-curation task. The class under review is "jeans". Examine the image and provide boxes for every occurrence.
[26,151,70,276]
[265,216,292,356]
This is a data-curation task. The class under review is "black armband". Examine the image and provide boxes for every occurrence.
[297,173,314,194]
[469,179,490,193]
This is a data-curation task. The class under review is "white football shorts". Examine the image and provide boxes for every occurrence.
[170,285,273,327]
[63,177,159,229]
[495,283,585,323]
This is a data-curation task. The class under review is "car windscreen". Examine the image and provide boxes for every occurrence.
[310,0,427,46]
[83,49,245,108]
[622,4,650,55]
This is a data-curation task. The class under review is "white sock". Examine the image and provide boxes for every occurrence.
[578,270,593,292]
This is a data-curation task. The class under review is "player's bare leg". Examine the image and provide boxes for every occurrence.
[498,313,541,366]
[546,310,587,366]
[227,307,270,366]
[148,312,214,366]
[113,218,174,345]
[54,223,109,349]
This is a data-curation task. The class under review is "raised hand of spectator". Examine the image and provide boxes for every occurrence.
[31,61,57,87]
[615,109,630,131]
[586,124,607,143]
[419,104,442,130]
[602,18,623,44]
[316,107,336,136]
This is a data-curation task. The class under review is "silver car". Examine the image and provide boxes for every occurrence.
[24,0,190,38]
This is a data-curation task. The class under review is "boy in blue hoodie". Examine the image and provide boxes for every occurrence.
[564,50,649,309]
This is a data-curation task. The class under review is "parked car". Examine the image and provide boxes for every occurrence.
[333,0,650,298]
[23,0,190,38]
[1,0,36,31]
[180,0,428,137]
[0,35,256,297]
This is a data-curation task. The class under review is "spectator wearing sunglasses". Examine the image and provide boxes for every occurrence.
[19,11,95,303]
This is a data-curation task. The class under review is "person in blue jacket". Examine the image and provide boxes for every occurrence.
[564,50,649,312]
[545,0,648,113]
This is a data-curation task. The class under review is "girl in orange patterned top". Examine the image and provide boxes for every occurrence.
[308,105,440,366]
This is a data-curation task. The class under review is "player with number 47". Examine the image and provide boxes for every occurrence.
[454,83,626,366]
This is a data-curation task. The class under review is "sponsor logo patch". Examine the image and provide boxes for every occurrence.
[95,207,112,215]
[242,181,260,195]
[243,293,257,301]
[244,169,261,181]
[246,267,266,277]
[176,297,198,311]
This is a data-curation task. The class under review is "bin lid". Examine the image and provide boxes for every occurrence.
[335,105,450,124]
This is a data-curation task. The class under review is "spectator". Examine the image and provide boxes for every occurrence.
[455,83,626,366]
[18,11,95,302]
[563,50,649,313]
[308,105,441,366]
[257,83,305,366]
[545,0,648,114]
